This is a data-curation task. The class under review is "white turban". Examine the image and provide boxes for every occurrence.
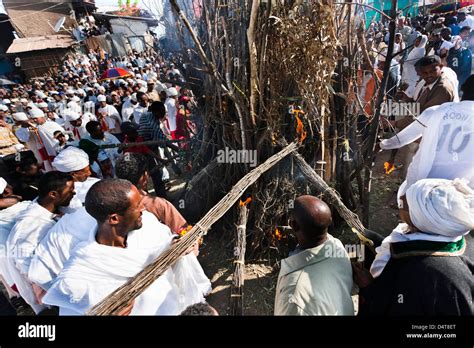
[13,112,28,121]
[0,177,7,195]
[29,108,45,119]
[64,109,81,122]
[67,101,82,113]
[53,147,90,172]
[167,87,178,97]
[406,179,474,237]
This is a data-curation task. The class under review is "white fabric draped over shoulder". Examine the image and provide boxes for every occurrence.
[6,202,58,313]
[0,201,32,288]
[40,211,211,315]
[28,207,96,290]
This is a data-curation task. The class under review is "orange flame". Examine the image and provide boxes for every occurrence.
[295,113,307,144]
[384,162,395,175]
[239,197,252,207]
[274,227,282,241]
[178,225,193,237]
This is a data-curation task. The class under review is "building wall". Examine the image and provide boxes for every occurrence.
[109,18,149,36]
[16,48,71,80]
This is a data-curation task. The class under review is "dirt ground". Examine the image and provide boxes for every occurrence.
[196,149,407,316]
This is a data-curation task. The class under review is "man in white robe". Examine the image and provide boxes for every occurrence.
[380,75,474,198]
[52,146,100,213]
[97,95,121,138]
[0,200,32,299]
[30,108,66,159]
[6,171,75,313]
[63,109,96,142]
[42,179,211,315]
[13,112,51,172]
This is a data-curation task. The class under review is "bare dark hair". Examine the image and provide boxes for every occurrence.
[85,179,133,223]
[461,74,474,101]
[38,171,73,199]
[180,303,218,316]
[115,153,148,186]
[86,121,101,134]
[417,55,441,67]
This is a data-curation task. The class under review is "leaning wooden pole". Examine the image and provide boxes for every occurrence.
[362,0,398,226]
[230,202,249,316]
[292,152,376,252]
[87,142,298,315]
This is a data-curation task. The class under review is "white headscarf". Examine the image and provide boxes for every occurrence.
[406,178,474,237]
[0,177,7,194]
[53,147,89,172]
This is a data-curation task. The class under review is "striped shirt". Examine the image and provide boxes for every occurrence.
[138,112,166,143]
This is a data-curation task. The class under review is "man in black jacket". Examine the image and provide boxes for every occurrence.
[354,178,474,316]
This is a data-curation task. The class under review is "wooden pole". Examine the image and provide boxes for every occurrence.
[87,142,298,315]
[230,202,249,316]
[292,151,378,253]
[362,0,398,227]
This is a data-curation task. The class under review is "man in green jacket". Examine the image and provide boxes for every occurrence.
[274,195,354,315]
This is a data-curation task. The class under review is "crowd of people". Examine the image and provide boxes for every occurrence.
[0,8,472,317]
[274,9,474,316]
[0,45,207,315]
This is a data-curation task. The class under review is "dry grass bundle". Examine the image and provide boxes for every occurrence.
[87,142,298,316]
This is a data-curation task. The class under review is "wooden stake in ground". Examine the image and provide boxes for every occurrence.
[87,142,298,316]
[230,201,250,316]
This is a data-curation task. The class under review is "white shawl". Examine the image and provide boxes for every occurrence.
[42,211,211,315]
[0,201,32,288]
[6,202,58,313]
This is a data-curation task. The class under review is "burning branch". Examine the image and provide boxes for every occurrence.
[87,142,298,315]
[383,162,395,175]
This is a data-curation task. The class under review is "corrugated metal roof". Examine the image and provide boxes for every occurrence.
[6,35,75,54]
[4,2,76,38]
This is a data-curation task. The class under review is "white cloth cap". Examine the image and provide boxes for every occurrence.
[167,87,178,97]
[0,177,7,195]
[97,95,107,102]
[53,147,89,172]
[13,112,28,121]
[98,86,106,93]
[131,93,137,102]
[406,178,474,237]
[35,91,46,99]
[37,102,48,108]
[2,99,11,104]
[0,105,8,112]
[29,108,45,119]
[64,109,81,122]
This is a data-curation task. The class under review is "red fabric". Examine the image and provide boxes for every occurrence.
[171,113,187,140]
[123,135,151,154]
[73,127,81,140]
[99,118,109,132]
[11,284,18,292]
